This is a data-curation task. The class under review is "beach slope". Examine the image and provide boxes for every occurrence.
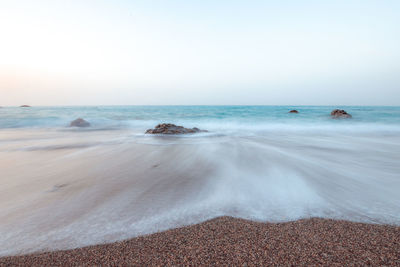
[1,217,399,266]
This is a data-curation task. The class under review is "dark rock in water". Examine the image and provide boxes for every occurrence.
[331,109,352,119]
[20,105,31,108]
[289,110,299,113]
[146,123,207,135]
[70,118,91,127]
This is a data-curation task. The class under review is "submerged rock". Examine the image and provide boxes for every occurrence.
[20,105,31,108]
[146,123,207,135]
[331,109,352,119]
[289,110,299,113]
[70,118,91,127]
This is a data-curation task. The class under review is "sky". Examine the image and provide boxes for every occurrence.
[0,0,399,106]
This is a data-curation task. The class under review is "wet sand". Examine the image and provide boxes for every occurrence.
[1,216,399,266]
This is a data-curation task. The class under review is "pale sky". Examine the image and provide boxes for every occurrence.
[1,0,399,106]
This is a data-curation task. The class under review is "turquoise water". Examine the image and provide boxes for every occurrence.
[1,106,400,133]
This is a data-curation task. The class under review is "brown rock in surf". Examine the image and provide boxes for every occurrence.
[331,109,352,119]
[146,123,207,134]
[70,118,91,127]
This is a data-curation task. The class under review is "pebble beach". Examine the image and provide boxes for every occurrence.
[1,216,399,266]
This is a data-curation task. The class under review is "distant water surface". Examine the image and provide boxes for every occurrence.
[1,105,400,132]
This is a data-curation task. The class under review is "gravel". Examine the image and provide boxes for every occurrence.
[1,217,400,266]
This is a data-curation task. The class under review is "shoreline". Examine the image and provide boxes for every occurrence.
[1,217,399,266]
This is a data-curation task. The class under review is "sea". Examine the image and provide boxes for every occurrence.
[0,105,399,255]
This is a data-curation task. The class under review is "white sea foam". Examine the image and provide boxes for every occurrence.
[0,127,399,256]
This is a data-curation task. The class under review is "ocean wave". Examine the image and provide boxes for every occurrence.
[0,126,399,256]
